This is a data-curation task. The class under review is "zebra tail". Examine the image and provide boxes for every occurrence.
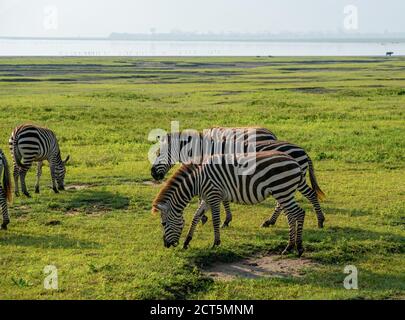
[1,154,12,203]
[308,156,325,201]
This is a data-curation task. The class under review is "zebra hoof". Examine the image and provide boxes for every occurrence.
[212,240,221,248]
[23,192,31,198]
[1,223,8,230]
[201,215,208,225]
[221,221,230,228]
[261,220,274,228]
[318,219,325,229]
[35,188,40,194]
[183,236,192,249]
[53,188,59,194]
[297,247,304,258]
[282,244,294,255]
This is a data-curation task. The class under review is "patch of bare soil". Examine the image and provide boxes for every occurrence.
[65,184,94,190]
[203,254,317,280]
[142,180,162,187]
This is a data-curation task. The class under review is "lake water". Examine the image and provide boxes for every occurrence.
[0,39,404,56]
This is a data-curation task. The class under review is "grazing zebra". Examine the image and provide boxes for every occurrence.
[191,140,326,232]
[151,127,277,227]
[152,151,307,257]
[0,149,12,230]
[9,124,70,197]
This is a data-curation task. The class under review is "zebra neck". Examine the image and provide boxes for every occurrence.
[171,170,201,211]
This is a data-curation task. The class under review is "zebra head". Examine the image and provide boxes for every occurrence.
[151,131,203,181]
[55,155,70,190]
[154,202,185,248]
[151,133,179,181]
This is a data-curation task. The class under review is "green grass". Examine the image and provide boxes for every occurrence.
[0,56,404,300]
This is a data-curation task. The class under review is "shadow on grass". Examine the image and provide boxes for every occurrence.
[299,265,405,297]
[325,207,371,217]
[184,225,404,268]
[0,233,101,249]
[55,190,130,214]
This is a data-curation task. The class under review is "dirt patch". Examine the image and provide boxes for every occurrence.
[65,184,95,191]
[203,254,317,280]
[142,180,162,187]
[45,220,61,226]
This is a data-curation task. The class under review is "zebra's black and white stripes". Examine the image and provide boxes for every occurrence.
[9,124,70,197]
[151,127,277,181]
[0,149,12,230]
[153,151,307,256]
[151,127,278,227]
[151,127,325,229]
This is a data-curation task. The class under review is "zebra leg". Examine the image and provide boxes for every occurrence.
[282,213,297,255]
[35,161,43,194]
[210,201,222,247]
[295,209,306,257]
[197,199,209,225]
[1,189,9,230]
[298,182,325,228]
[13,164,20,196]
[261,202,283,227]
[221,200,232,228]
[184,201,209,249]
[50,165,59,193]
[19,168,31,198]
[282,201,306,257]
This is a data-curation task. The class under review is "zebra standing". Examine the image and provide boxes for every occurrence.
[0,149,12,230]
[190,140,326,233]
[152,151,307,257]
[9,124,70,197]
[151,127,277,227]
[151,128,325,229]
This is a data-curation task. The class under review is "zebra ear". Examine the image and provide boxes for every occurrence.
[64,155,70,164]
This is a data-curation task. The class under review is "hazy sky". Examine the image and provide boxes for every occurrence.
[1,0,404,37]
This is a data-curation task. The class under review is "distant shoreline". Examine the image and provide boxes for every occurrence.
[1,36,405,43]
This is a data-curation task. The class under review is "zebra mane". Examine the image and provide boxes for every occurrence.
[152,163,198,212]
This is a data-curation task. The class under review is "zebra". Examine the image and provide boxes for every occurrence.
[9,124,70,197]
[152,151,307,257]
[151,127,277,227]
[151,128,325,229]
[0,149,12,230]
[191,140,326,232]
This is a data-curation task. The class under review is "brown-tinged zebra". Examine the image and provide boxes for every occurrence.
[152,151,307,257]
[151,127,277,226]
[151,128,325,229]
[9,124,70,197]
[0,149,12,230]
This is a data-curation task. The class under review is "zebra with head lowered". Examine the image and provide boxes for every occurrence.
[151,127,278,227]
[151,127,325,229]
[0,149,12,230]
[9,124,70,197]
[153,151,307,256]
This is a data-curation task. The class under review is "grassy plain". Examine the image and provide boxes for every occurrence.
[0,56,404,299]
